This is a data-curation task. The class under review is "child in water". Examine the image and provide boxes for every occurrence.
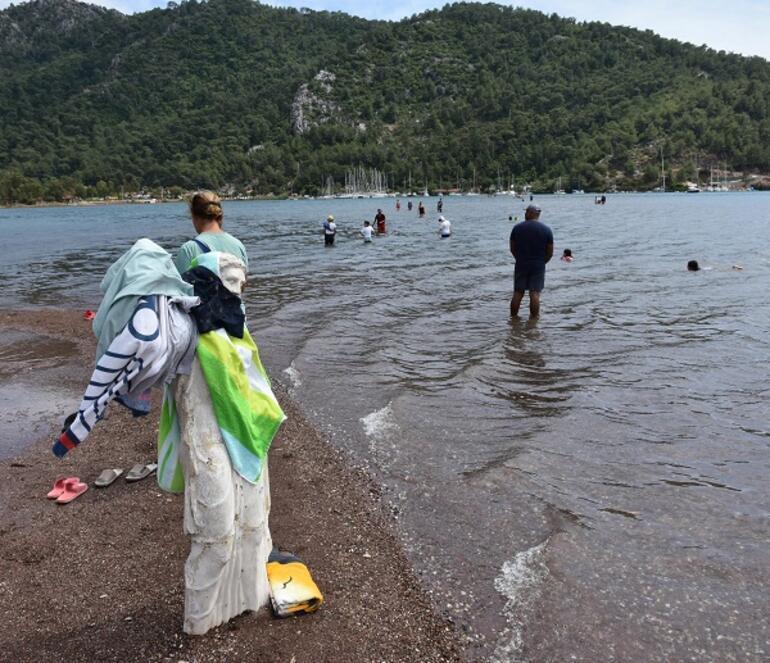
[561,248,573,262]
[361,220,374,243]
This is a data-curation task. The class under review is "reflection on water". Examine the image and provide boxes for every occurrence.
[1,194,769,659]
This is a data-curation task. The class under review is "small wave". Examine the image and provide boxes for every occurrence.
[360,402,398,438]
[491,539,550,662]
[282,361,302,389]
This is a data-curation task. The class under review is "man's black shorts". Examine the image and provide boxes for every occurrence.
[514,266,545,292]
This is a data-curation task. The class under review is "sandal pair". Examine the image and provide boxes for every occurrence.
[47,477,88,504]
[94,463,156,487]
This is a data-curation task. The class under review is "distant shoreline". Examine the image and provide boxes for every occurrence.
[2,188,766,211]
[0,196,288,210]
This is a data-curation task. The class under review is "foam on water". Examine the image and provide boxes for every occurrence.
[491,539,550,662]
[282,361,302,389]
[360,402,398,439]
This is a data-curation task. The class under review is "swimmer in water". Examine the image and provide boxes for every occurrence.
[561,248,573,262]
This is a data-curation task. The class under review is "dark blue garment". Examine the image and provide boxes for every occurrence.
[182,267,245,339]
[510,220,553,269]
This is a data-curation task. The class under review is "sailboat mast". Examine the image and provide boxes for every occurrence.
[661,147,666,192]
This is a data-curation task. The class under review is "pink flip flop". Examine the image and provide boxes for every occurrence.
[55,478,88,504]
[47,476,76,500]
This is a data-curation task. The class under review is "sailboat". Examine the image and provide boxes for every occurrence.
[496,171,516,196]
[659,148,666,192]
[466,167,480,195]
[688,156,701,192]
[707,165,728,192]
[554,177,566,195]
[406,170,415,197]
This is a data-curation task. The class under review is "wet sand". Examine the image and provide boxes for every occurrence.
[0,309,461,662]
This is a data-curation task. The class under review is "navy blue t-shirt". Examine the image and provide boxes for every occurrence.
[510,220,553,269]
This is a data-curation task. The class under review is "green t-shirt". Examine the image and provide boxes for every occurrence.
[175,231,249,275]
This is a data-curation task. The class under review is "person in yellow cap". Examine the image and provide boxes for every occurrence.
[323,214,337,247]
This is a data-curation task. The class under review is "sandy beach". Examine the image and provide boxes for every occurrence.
[0,309,461,662]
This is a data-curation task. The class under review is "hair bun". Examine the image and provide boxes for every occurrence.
[191,191,223,221]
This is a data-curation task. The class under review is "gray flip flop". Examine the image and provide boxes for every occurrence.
[94,468,123,487]
[125,463,157,483]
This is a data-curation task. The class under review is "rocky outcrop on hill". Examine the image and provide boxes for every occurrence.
[291,69,339,135]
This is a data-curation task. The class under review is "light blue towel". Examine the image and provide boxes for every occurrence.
[93,238,194,357]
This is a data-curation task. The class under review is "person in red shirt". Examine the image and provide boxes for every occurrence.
[374,208,386,234]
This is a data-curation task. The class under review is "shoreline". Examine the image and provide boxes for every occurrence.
[0,197,289,210]
[0,309,462,662]
[1,188,767,211]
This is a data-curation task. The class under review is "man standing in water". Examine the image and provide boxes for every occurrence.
[323,214,337,246]
[509,204,553,318]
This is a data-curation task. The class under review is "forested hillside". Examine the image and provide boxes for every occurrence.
[1,0,769,201]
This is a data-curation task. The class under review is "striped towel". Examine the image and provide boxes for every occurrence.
[53,295,197,457]
[157,327,286,493]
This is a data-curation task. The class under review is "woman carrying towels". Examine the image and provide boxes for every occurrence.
[175,191,248,274]
[53,191,286,636]
[171,191,285,635]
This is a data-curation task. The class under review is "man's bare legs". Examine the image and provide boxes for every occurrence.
[510,290,525,317]
[529,291,541,318]
[511,290,541,318]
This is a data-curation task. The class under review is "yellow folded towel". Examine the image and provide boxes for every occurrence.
[267,548,324,617]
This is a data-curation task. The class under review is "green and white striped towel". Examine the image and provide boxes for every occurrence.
[157,327,286,493]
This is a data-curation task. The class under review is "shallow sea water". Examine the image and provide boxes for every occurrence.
[1,194,768,660]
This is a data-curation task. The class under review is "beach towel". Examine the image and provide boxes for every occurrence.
[267,548,324,617]
[93,238,194,358]
[157,251,285,493]
[53,295,198,458]
[157,326,286,492]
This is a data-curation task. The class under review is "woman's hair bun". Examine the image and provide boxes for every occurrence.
[190,191,223,221]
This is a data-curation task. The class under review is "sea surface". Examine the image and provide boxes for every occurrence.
[1,194,768,660]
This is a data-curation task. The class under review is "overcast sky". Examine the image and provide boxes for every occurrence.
[3,0,769,60]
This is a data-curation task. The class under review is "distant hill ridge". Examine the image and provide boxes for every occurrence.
[1,0,769,200]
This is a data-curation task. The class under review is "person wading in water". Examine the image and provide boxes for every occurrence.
[509,204,553,319]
